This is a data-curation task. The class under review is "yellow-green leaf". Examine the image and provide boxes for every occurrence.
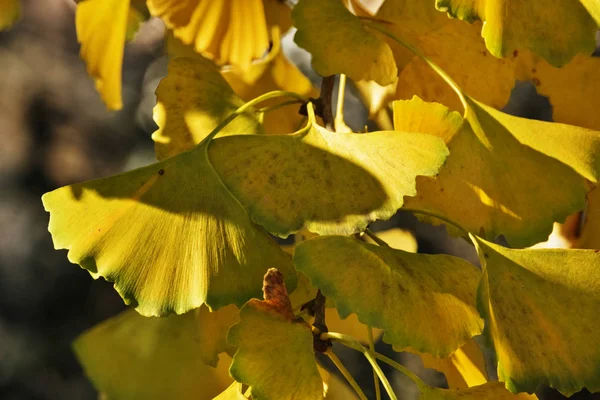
[148,0,272,68]
[293,0,397,84]
[419,382,537,400]
[74,307,237,399]
[398,96,590,247]
[294,236,483,356]
[76,0,130,110]
[435,0,598,66]
[152,56,263,161]
[209,103,448,237]
[42,141,296,316]
[228,269,324,400]
[213,382,247,400]
[0,0,19,30]
[472,235,600,395]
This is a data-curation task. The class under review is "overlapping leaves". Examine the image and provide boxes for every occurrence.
[294,236,483,356]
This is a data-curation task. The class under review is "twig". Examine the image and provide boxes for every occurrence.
[320,75,336,130]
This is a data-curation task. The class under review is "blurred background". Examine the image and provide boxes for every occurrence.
[0,0,598,399]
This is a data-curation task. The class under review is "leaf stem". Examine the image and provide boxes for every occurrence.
[368,326,382,400]
[257,99,305,114]
[322,332,398,400]
[202,90,308,143]
[335,74,347,130]
[366,22,468,116]
[364,228,391,248]
[325,349,368,400]
[322,331,427,390]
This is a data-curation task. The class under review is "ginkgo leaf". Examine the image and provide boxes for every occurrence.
[228,269,324,400]
[419,339,488,389]
[294,236,483,356]
[76,0,130,110]
[74,307,238,399]
[152,56,263,161]
[222,28,317,135]
[213,382,247,400]
[293,0,397,85]
[472,235,600,395]
[148,0,286,68]
[435,0,598,66]
[576,188,600,249]
[398,96,590,247]
[209,103,448,237]
[419,382,537,400]
[42,140,296,316]
[0,0,19,30]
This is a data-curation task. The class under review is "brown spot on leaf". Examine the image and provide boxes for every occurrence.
[513,50,518,57]
[531,68,537,73]
[158,169,165,175]
[532,77,541,87]
[262,268,294,319]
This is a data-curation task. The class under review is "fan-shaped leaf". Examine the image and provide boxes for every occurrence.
[419,382,537,400]
[74,306,237,399]
[293,0,397,84]
[435,0,598,66]
[294,236,483,356]
[209,103,448,237]
[228,269,324,400]
[472,235,600,395]
[152,56,262,161]
[398,96,591,247]
[0,0,19,30]
[42,141,296,316]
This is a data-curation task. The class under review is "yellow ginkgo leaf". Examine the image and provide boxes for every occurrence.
[419,339,487,389]
[472,235,600,395]
[576,188,600,249]
[209,103,448,237]
[222,28,317,135]
[293,0,397,85]
[42,140,296,316]
[76,0,130,110]
[294,236,483,357]
[398,96,592,247]
[74,307,237,399]
[148,0,287,68]
[419,382,538,400]
[435,0,598,67]
[152,56,263,161]
[0,0,19,30]
[228,269,324,400]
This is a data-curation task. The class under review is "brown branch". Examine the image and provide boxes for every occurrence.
[320,75,335,130]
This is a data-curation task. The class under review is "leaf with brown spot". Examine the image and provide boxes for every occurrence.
[209,103,448,237]
[294,236,483,356]
[228,269,324,400]
[472,235,600,395]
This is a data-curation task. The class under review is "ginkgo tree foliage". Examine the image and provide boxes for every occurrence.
[3,0,600,398]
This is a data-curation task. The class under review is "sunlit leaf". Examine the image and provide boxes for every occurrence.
[293,0,397,84]
[152,56,263,161]
[74,307,237,399]
[209,103,448,237]
[42,141,296,316]
[222,28,316,135]
[228,269,324,400]
[0,0,20,30]
[576,189,600,249]
[419,382,538,400]
[148,0,288,68]
[76,0,130,110]
[435,0,598,66]
[294,236,483,356]
[213,382,247,400]
[472,235,600,395]
[398,96,591,247]
[363,228,418,253]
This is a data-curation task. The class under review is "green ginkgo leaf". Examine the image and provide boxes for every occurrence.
[435,0,598,66]
[419,382,537,399]
[398,96,591,247]
[74,305,238,399]
[42,141,296,316]
[152,57,263,161]
[209,103,448,237]
[472,235,600,395]
[294,236,483,357]
[292,0,397,84]
[228,269,324,400]
[0,0,20,30]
